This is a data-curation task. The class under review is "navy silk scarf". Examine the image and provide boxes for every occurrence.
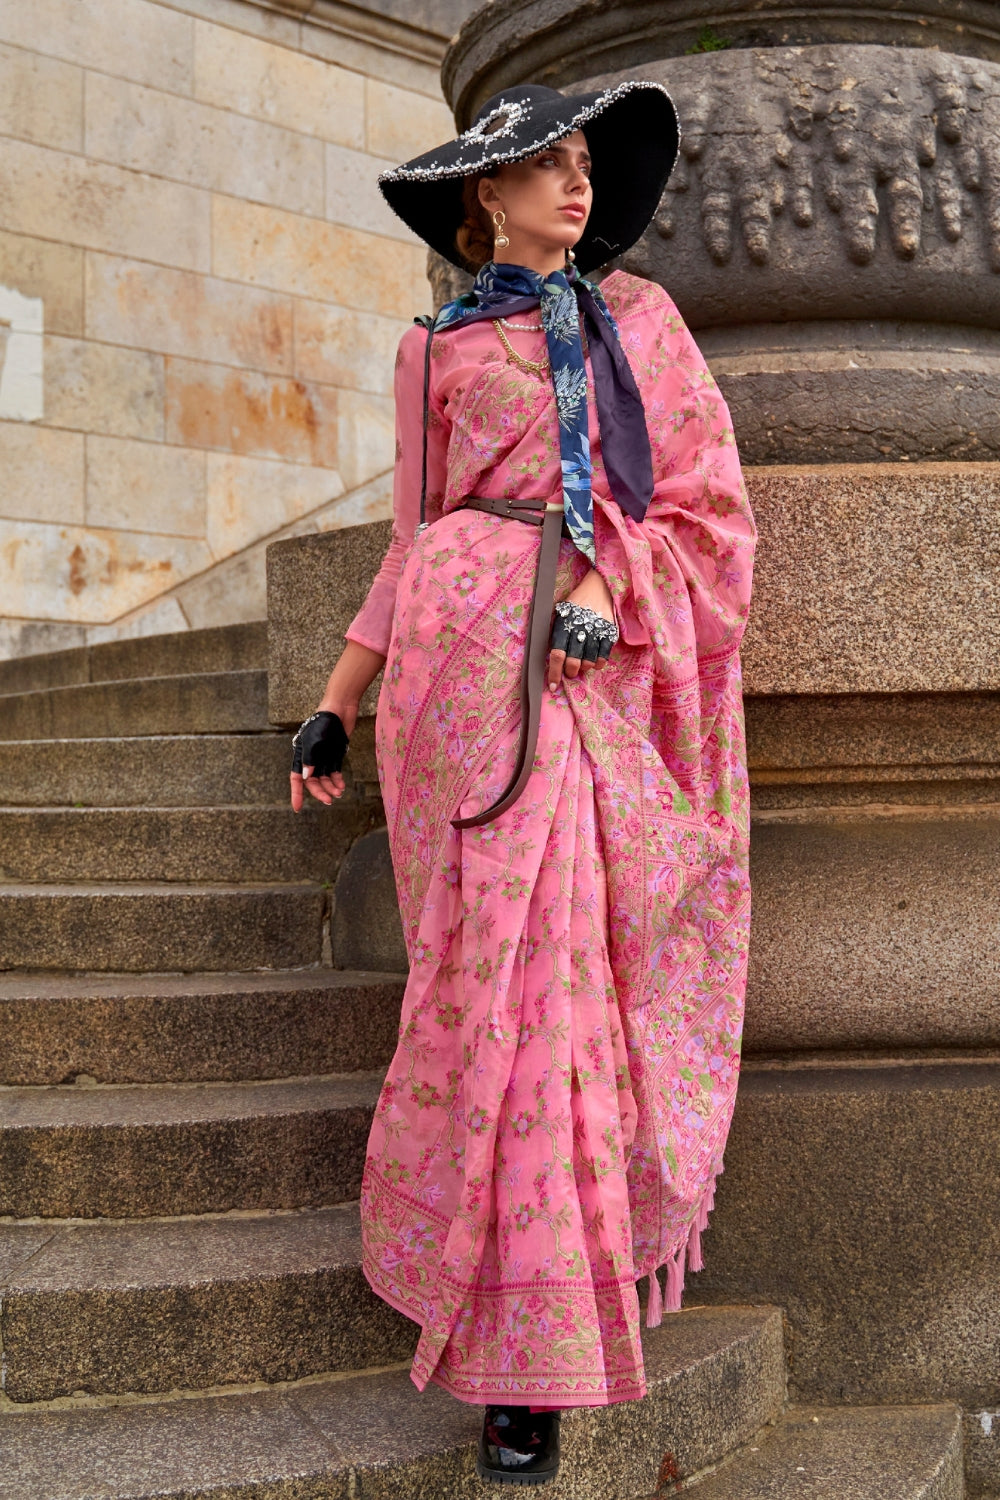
[432,260,654,562]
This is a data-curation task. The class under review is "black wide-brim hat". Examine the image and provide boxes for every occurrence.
[377,81,681,273]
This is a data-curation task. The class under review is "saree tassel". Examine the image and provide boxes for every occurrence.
[686,1180,716,1274]
[646,1265,664,1328]
[664,1243,686,1312]
[686,1215,704,1273]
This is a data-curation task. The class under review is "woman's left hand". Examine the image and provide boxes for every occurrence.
[547,568,617,691]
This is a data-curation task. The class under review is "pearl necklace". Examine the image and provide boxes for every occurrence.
[500,316,543,331]
[494,318,549,374]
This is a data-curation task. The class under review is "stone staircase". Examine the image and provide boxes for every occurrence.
[0,623,970,1497]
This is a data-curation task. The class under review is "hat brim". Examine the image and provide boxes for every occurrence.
[378,81,680,274]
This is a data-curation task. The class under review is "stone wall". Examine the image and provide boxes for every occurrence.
[0,0,463,660]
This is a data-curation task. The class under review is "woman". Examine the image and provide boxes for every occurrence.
[291,81,756,1485]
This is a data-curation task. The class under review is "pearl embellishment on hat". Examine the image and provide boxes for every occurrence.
[459,99,529,144]
[377,81,679,185]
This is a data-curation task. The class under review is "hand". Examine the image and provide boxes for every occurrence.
[290,701,359,811]
[547,568,617,691]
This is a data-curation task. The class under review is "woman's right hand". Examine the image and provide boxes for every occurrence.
[290,700,359,811]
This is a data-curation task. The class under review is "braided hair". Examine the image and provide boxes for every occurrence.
[456,167,501,272]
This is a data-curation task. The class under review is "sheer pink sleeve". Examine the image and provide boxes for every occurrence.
[345,323,450,655]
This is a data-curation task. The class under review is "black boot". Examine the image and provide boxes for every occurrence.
[476,1405,561,1485]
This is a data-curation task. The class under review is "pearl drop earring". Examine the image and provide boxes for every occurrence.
[492,209,509,248]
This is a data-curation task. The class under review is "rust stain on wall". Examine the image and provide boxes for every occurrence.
[165,360,337,467]
[67,543,88,596]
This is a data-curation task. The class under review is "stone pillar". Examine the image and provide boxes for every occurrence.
[268,4,1000,1484]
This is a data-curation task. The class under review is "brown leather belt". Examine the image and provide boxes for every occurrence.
[451,495,566,830]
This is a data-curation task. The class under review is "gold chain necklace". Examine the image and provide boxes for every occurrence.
[494,318,549,375]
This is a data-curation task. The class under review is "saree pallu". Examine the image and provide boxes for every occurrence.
[361,486,752,1407]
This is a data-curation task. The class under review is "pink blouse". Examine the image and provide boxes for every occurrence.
[345,269,748,663]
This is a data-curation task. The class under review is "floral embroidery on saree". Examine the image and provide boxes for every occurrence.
[360,271,756,1406]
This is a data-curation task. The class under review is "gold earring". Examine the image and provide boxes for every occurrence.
[565,247,576,264]
[492,209,509,248]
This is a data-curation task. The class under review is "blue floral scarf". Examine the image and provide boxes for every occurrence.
[431,260,654,564]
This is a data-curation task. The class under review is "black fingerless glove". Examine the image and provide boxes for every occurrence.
[291,711,350,777]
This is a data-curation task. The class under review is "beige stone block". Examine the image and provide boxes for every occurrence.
[85,254,293,374]
[155,0,300,49]
[365,78,453,164]
[174,544,271,628]
[304,19,443,99]
[0,42,82,151]
[0,0,193,93]
[294,301,406,396]
[205,451,344,560]
[336,388,394,492]
[211,197,427,320]
[85,72,324,217]
[86,594,190,645]
[86,435,206,537]
[0,137,209,272]
[193,21,364,149]
[325,141,416,241]
[44,337,164,441]
[176,469,392,631]
[411,251,434,316]
[0,421,84,524]
[307,470,393,533]
[164,357,338,466]
[0,517,212,624]
[0,230,83,336]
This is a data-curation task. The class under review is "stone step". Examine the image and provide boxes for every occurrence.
[0,970,405,1085]
[0,1203,413,1401]
[686,1403,963,1499]
[0,734,290,807]
[0,1073,381,1218]
[0,622,267,697]
[0,1304,786,1497]
[0,882,325,972]
[0,670,269,741]
[0,804,379,884]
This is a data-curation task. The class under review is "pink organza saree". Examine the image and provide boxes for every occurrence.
[352,271,756,1407]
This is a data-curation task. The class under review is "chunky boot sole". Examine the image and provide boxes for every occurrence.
[475,1457,560,1485]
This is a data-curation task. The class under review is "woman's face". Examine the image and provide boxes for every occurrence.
[478,130,592,265]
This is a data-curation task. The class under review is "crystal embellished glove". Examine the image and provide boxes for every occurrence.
[291,710,350,777]
[550,600,619,663]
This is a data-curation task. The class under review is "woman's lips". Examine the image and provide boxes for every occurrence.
[559,206,586,220]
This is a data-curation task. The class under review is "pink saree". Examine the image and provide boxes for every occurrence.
[346,270,756,1408]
